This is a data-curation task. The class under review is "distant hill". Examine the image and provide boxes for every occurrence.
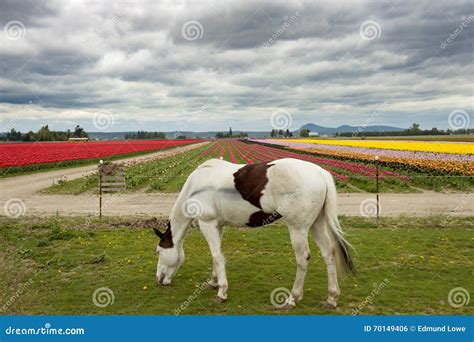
[299,123,404,135]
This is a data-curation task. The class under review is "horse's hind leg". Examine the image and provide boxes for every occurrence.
[311,213,340,309]
[283,224,311,309]
[207,269,219,290]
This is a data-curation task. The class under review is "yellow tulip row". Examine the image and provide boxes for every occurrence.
[288,139,474,155]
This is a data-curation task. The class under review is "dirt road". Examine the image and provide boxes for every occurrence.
[0,142,472,218]
[5,192,471,218]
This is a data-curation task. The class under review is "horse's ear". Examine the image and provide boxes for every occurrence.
[153,228,163,239]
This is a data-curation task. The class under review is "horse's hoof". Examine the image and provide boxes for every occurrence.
[206,283,218,290]
[280,303,296,310]
[213,296,227,304]
[321,301,337,310]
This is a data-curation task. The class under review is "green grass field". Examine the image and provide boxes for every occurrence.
[44,143,473,195]
[1,215,472,315]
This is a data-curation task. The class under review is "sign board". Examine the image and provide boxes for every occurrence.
[98,162,126,217]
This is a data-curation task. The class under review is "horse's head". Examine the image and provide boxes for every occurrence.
[153,221,184,285]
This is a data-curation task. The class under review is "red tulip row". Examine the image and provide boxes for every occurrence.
[0,139,200,168]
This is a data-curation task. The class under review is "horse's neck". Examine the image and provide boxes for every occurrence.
[169,184,193,243]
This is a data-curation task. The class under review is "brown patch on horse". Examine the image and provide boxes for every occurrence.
[159,221,174,249]
[246,210,282,227]
[233,163,275,209]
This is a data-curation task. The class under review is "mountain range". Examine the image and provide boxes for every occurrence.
[299,123,404,135]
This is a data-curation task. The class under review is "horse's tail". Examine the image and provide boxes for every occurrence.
[321,170,357,276]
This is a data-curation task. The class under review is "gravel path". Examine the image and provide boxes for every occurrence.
[6,192,471,218]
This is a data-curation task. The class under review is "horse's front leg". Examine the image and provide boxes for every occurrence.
[283,226,310,309]
[199,220,228,303]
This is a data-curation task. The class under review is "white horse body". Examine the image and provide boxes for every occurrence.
[154,157,355,309]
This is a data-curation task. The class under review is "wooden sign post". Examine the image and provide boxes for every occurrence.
[98,161,126,218]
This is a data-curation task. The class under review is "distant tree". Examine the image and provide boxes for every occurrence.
[270,129,276,137]
[6,128,22,141]
[408,123,421,134]
[36,125,51,141]
[22,131,35,141]
[215,132,224,139]
[300,129,310,137]
[229,127,232,136]
[73,125,88,138]
[176,135,187,139]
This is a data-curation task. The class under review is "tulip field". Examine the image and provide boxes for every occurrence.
[0,139,199,176]
[253,139,474,176]
[47,139,473,194]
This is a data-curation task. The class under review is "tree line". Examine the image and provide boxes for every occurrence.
[1,125,87,141]
[271,129,293,137]
[215,127,248,139]
[337,123,474,137]
[124,131,166,139]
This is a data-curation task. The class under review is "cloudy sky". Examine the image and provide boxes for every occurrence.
[0,0,472,132]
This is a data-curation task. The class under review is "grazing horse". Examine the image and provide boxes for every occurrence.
[153,157,355,309]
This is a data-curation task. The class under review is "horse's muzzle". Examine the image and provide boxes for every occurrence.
[157,273,171,286]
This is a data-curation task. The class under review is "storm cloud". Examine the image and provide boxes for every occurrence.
[0,0,472,132]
